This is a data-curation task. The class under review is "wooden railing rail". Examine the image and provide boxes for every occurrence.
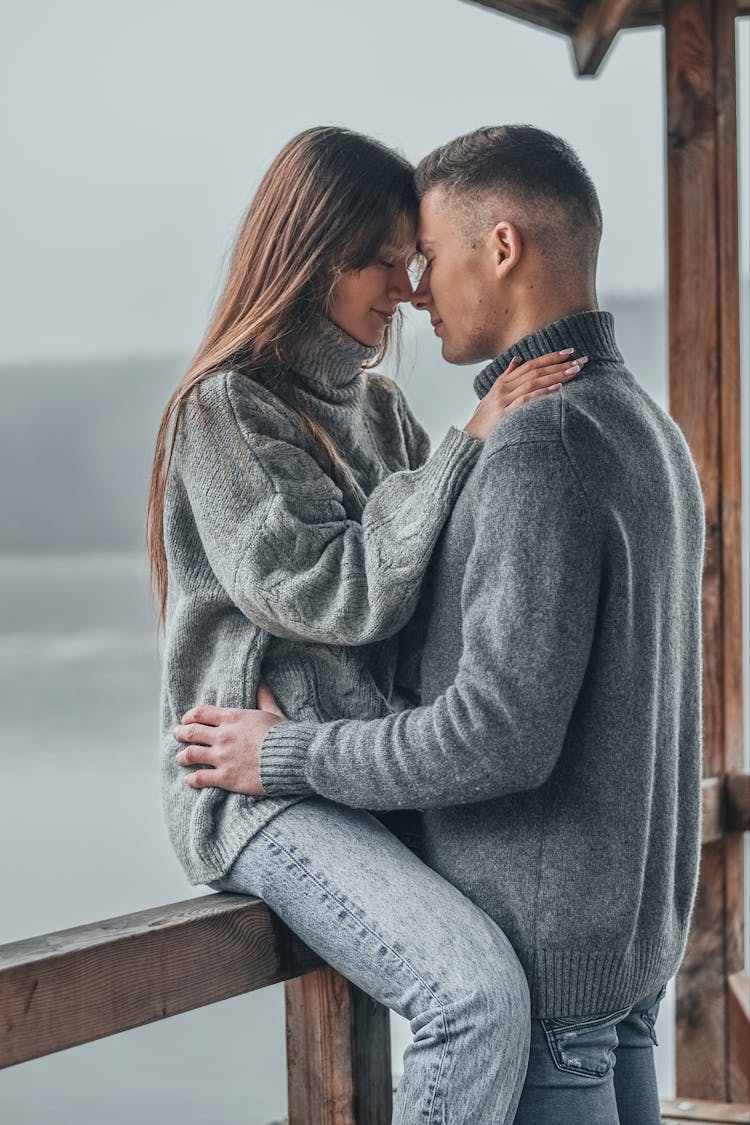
[0,893,393,1124]
[1,773,748,1119]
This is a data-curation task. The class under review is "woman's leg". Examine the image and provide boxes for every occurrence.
[214,797,530,1125]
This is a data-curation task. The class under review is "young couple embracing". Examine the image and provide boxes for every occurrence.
[150,124,704,1123]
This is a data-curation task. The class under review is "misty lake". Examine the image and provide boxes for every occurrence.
[0,552,676,1122]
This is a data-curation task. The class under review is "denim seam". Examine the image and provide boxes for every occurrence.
[255,827,452,1123]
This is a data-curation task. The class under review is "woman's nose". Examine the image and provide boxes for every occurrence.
[388,264,413,302]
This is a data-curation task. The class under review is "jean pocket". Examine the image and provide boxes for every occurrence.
[542,1008,628,1079]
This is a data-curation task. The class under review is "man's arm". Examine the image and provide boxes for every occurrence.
[260,438,602,809]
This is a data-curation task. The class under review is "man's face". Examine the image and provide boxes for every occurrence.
[412,189,502,365]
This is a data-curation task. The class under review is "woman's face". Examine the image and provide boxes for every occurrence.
[329,235,416,347]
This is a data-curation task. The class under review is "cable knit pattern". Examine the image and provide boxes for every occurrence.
[259,311,707,1018]
[160,317,481,885]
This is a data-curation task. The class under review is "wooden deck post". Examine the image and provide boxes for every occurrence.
[285,968,393,1125]
[664,0,746,1101]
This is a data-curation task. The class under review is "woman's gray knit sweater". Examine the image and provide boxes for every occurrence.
[160,319,481,885]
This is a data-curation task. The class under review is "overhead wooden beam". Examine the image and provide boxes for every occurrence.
[461,0,748,34]
[572,0,636,74]
[460,0,578,35]
[664,0,745,1102]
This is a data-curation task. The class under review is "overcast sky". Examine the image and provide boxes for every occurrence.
[1,0,748,363]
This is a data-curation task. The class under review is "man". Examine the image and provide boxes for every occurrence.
[174,126,705,1121]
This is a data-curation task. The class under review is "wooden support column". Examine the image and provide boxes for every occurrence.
[285,968,392,1125]
[664,0,745,1101]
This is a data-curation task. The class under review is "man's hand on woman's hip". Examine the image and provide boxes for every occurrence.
[173,683,287,796]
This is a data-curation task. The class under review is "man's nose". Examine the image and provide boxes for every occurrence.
[411,271,431,310]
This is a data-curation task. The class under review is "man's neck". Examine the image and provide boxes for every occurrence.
[495,289,599,357]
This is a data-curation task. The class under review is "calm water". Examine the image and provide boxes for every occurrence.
[0,553,675,1122]
[0,553,290,1125]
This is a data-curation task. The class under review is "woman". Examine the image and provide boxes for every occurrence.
[149,126,583,1123]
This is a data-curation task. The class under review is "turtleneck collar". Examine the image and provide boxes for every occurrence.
[473,310,624,400]
[289,316,379,401]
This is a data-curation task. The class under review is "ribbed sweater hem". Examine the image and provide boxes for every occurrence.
[181,794,308,886]
[524,930,686,1018]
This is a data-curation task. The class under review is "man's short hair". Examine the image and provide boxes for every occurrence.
[415,125,602,262]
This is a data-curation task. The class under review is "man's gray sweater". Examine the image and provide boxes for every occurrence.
[260,311,706,1018]
[161,318,481,885]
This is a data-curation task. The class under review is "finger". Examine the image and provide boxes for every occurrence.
[173,722,217,745]
[257,681,286,717]
[180,704,230,726]
[506,359,587,397]
[186,768,219,790]
[501,349,578,389]
[500,355,522,378]
[176,743,219,767]
[505,384,562,416]
[511,360,586,397]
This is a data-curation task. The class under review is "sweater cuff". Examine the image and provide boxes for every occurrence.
[260,721,319,797]
[422,426,481,496]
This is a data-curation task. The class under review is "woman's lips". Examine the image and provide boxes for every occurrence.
[373,309,394,324]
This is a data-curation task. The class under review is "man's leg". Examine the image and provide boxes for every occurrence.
[512,1007,629,1125]
[613,986,666,1125]
[213,797,531,1125]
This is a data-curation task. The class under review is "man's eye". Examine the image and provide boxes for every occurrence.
[378,259,395,269]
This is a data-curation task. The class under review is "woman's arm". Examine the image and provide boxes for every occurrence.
[176,354,581,648]
[175,371,479,646]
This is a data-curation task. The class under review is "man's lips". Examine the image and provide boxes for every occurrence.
[431,318,443,335]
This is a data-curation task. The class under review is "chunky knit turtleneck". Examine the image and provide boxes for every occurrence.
[161,324,481,886]
[289,317,378,402]
[474,310,624,401]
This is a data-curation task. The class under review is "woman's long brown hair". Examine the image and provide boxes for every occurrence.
[147,126,418,623]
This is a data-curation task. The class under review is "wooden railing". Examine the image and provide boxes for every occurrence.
[0,892,392,1124]
[1,771,748,1123]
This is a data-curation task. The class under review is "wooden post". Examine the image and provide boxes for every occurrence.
[285,968,392,1125]
[664,0,745,1101]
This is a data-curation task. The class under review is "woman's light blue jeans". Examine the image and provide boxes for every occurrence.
[210,797,531,1124]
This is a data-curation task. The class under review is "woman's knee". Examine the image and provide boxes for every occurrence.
[441,911,530,1035]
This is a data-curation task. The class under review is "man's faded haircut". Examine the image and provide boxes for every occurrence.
[415,125,603,264]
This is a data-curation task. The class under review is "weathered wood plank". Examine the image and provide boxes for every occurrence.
[728,972,750,1101]
[572,0,636,74]
[726,773,750,832]
[661,1098,750,1122]
[701,776,724,843]
[664,0,744,1102]
[0,894,323,1068]
[285,968,392,1125]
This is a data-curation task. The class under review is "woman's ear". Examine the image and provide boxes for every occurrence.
[492,220,522,277]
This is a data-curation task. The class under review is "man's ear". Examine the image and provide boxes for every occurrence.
[491,220,522,277]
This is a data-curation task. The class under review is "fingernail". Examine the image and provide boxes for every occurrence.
[564,364,581,374]
[559,348,575,356]
[579,355,589,364]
